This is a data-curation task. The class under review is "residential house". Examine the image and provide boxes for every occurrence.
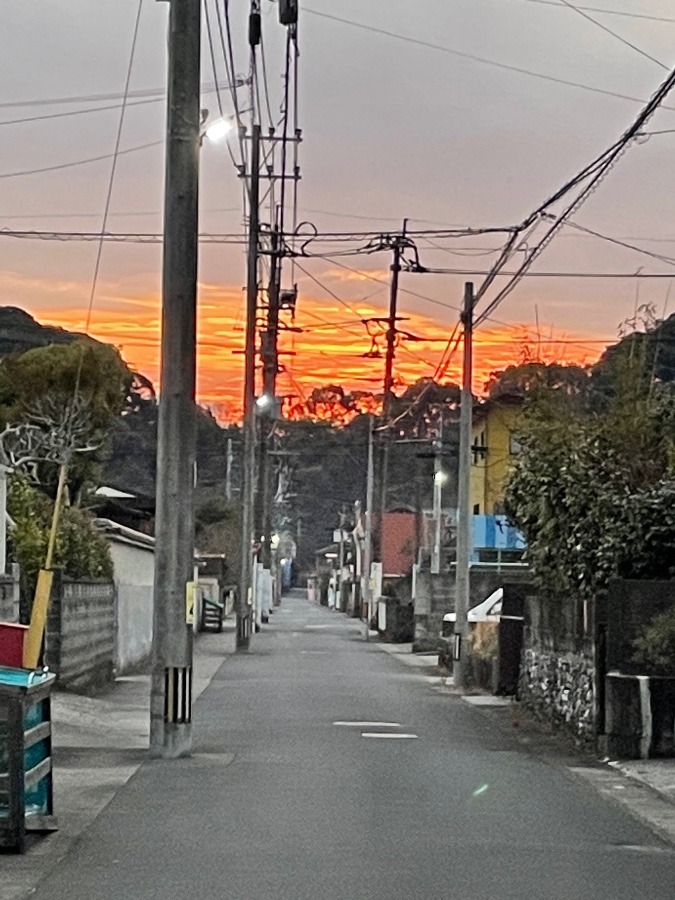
[470,395,525,561]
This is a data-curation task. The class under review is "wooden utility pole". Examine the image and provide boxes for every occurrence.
[238,123,261,651]
[150,0,201,758]
[453,282,475,691]
[377,221,407,555]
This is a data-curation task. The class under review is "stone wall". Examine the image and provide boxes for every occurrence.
[45,576,116,693]
[520,646,595,743]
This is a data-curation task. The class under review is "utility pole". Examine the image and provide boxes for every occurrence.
[363,415,374,636]
[336,505,349,612]
[377,220,407,556]
[454,282,475,691]
[431,417,443,576]
[238,122,261,651]
[225,437,233,501]
[150,0,201,758]
[258,227,281,577]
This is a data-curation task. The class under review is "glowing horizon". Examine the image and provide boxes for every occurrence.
[14,281,612,421]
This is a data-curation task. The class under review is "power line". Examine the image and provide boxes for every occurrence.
[214,0,248,175]
[0,230,247,244]
[559,220,675,268]
[303,7,675,111]
[473,63,675,325]
[82,0,144,337]
[556,0,667,70]
[0,97,162,128]
[412,265,675,279]
[510,0,675,25]
[0,79,244,110]
[203,0,241,172]
[293,259,368,321]
[0,207,240,221]
[0,140,162,180]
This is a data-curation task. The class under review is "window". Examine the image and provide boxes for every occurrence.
[509,433,522,456]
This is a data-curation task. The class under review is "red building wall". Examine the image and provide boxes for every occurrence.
[381,511,417,577]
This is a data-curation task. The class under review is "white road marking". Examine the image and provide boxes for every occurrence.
[333,721,402,727]
[361,732,419,739]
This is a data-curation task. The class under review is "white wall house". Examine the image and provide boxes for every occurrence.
[95,519,155,675]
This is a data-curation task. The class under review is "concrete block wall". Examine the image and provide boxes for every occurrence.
[46,577,116,692]
[413,562,530,652]
[0,571,20,622]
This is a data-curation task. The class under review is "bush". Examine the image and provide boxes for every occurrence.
[7,473,112,587]
[631,607,675,677]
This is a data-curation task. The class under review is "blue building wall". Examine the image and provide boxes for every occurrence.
[472,514,525,558]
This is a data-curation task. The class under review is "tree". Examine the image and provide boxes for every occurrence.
[0,340,133,501]
[0,340,132,429]
[504,338,675,615]
[7,472,113,607]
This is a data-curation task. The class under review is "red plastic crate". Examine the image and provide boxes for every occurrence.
[0,622,29,668]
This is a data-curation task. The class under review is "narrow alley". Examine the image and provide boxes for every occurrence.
[27,591,675,900]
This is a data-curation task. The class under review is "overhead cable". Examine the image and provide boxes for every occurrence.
[303,8,675,111]
[474,62,675,325]
[556,0,667,70]
[512,0,675,25]
[0,140,162,180]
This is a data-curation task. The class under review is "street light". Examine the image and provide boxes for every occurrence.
[204,117,233,143]
[255,393,274,412]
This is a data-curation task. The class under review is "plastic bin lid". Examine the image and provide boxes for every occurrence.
[0,666,51,688]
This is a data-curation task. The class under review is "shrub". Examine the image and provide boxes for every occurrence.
[631,607,675,677]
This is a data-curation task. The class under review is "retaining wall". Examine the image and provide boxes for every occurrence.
[45,576,116,692]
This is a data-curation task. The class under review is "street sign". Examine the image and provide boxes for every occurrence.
[185,582,196,626]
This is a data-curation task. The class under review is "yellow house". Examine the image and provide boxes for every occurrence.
[470,396,523,515]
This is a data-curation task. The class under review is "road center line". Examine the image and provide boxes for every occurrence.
[361,733,419,739]
[333,721,402,727]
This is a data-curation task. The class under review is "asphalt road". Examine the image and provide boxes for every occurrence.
[30,591,675,900]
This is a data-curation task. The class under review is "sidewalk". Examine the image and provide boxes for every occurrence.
[609,759,675,806]
[1,623,235,900]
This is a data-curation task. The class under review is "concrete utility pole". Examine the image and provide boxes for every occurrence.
[258,227,281,579]
[225,437,233,501]
[150,0,201,758]
[238,122,262,651]
[453,282,475,691]
[431,418,444,576]
[363,415,374,635]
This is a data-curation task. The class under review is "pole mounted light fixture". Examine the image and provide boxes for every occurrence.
[203,117,233,143]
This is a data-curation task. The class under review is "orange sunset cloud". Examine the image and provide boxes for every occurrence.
[12,276,611,421]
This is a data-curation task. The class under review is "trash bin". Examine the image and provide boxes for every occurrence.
[0,666,58,852]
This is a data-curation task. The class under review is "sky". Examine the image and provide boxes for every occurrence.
[2,1,675,417]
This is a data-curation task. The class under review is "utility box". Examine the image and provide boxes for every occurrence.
[0,667,58,852]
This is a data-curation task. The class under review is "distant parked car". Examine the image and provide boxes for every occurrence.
[442,588,503,635]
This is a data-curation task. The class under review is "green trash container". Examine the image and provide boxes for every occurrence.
[0,666,58,852]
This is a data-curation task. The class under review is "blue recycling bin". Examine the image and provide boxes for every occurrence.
[0,666,58,852]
